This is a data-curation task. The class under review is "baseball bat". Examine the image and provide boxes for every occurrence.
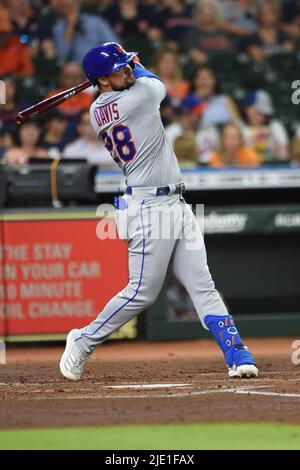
[16,80,91,125]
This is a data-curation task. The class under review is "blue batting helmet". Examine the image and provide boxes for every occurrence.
[82,42,138,84]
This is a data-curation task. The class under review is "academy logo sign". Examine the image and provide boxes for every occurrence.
[204,212,248,234]
[275,213,300,228]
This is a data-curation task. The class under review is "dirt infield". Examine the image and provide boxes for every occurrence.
[1,338,300,429]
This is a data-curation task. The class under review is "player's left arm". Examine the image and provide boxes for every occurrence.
[131,60,162,82]
[130,60,167,105]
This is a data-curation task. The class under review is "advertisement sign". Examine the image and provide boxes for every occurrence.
[0,214,5,338]
[0,215,131,338]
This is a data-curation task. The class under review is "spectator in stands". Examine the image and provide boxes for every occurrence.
[104,0,160,43]
[208,123,260,168]
[281,0,300,39]
[153,47,190,108]
[242,90,290,162]
[0,75,20,134]
[41,110,69,157]
[157,0,193,47]
[295,122,300,139]
[7,0,54,58]
[159,94,177,128]
[182,0,235,65]
[166,275,197,321]
[173,134,198,168]
[52,0,117,64]
[63,110,116,167]
[33,38,61,91]
[182,66,241,127]
[290,137,300,166]
[0,7,33,76]
[45,63,93,118]
[246,1,294,63]
[4,121,47,165]
[0,129,13,159]
[217,0,258,36]
[45,62,95,142]
[166,100,219,165]
[7,0,60,90]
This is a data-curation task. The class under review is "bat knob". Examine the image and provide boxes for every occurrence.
[16,114,23,125]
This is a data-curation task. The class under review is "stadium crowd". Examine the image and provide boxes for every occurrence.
[0,0,300,169]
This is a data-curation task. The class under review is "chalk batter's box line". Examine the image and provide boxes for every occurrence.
[1,381,300,399]
[1,385,300,401]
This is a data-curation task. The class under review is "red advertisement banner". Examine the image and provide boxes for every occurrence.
[0,217,129,336]
[0,216,5,337]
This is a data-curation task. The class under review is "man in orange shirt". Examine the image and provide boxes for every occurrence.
[208,123,260,168]
[0,7,33,76]
[45,63,93,117]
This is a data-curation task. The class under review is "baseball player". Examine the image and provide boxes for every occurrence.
[60,42,258,381]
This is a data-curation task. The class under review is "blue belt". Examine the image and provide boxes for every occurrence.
[125,182,185,197]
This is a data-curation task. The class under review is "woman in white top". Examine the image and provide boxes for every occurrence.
[181,66,241,127]
[63,110,117,167]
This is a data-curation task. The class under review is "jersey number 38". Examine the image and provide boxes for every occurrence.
[101,124,137,165]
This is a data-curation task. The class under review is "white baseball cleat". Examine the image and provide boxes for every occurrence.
[228,364,259,379]
[59,329,89,381]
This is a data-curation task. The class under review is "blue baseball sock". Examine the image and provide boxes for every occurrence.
[204,315,256,368]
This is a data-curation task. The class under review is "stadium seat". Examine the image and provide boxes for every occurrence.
[208,52,237,75]
[123,36,155,67]
[232,63,268,91]
[267,53,299,80]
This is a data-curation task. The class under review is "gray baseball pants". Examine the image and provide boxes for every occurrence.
[75,192,228,354]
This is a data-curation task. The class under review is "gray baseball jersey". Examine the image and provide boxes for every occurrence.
[89,77,182,187]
